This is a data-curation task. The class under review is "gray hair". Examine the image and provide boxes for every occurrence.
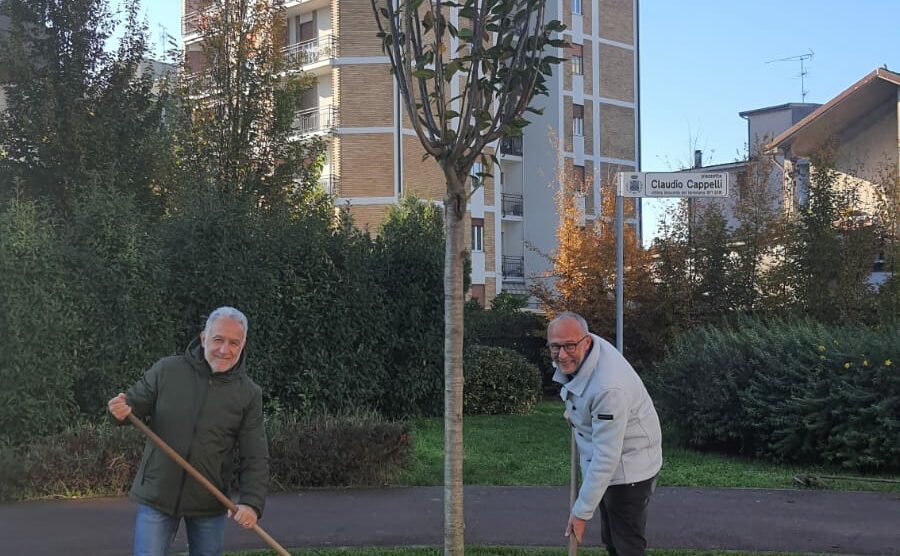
[204,306,249,337]
[548,311,589,334]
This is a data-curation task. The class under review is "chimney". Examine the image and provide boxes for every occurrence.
[693,150,703,169]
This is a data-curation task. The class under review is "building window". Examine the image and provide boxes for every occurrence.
[571,44,583,75]
[573,104,584,137]
[574,165,586,189]
[295,12,315,43]
[571,0,582,16]
[471,222,484,252]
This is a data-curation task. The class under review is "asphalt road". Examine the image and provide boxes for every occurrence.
[1,486,897,555]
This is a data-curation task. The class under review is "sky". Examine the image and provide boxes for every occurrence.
[131,0,900,243]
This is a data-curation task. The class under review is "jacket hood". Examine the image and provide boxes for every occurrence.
[185,336,248,380]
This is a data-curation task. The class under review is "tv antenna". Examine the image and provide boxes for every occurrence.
[766,49,814,102]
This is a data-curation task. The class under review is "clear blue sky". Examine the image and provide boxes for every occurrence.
[133,0,900,242]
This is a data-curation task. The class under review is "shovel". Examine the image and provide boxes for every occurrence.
[127,414,291,556]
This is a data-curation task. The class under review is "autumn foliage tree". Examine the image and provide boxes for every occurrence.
[534,167,658,363]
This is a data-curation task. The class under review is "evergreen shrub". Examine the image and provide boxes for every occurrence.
[159,191,392,416]
[0,412,412,502]
[268,411,412,488]
[463,345,541,415]
[0,421,143,501]
[465,294,552,392]
[374,198,446,418]
[0,199,79,446]
[649,316,899,470]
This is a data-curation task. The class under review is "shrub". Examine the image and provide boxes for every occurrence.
[463,345,541,415]
[0,420,143,501]
[0,198,79,446]
[375,198,447,418]
[266,411,411,489]
[649,316,900,470]
[65,185,173,417]
[465,297,552,393]
[159,191,391,416]
[0,412,413,502]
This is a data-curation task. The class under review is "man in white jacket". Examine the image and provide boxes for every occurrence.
[550,312,662,556]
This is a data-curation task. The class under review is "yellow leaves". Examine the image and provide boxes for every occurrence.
[817,345,826,352]
[843,362,851,369]
[886,359,893,366]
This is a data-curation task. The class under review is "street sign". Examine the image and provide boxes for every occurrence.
[616,171,729,198]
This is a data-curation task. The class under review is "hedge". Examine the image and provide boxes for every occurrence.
[648,316,899,470]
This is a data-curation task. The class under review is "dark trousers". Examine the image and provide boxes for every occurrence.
[598,475,657,556]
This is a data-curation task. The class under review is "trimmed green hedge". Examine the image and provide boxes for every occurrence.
[648,317,899,471]
[465,295,552,392]
[0,413,411,502]
[464,345,541,415]
[0,194,447,448]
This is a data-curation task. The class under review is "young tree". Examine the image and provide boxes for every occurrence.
[783,144,879,322]
[369,1,564,552]
[648,200,697,332]
[729,144,783,313]
[171,0,325,208]
[691,203,732,321]
[872,164,900,320]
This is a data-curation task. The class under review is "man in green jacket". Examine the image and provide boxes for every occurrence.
[108,306,269,556]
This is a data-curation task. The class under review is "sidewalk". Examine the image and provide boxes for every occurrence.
[1,486,897,555]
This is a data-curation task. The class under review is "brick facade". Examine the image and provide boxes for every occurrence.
[599,0,633,44]
[599,104,635,160]
[598,44,633,102]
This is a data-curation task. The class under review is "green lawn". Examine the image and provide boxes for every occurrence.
[398,401,900,492]
[223,547,823,556]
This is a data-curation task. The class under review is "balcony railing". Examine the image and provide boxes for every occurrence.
[282,36,339,69]
[317,173,340,196]
[182,6,215,35]
[292,106,337,136]
[500,136,523,156]
[502,256,524,278]
[501,193,523,217]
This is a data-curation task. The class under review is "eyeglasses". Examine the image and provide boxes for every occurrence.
[547,334,589,355]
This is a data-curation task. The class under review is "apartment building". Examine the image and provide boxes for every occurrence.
[182,0,641,306]
[684,103,820,230]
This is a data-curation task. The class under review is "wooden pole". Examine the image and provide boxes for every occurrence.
[568,430,578,556]
[127,414,290,556]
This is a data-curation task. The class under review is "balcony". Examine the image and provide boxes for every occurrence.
[282,36,338,70]
[502,256,524,279]
[500,136,523,157]
[292,105,337,136]
[182,6,215,36]
[318,173,340,196]
[501,193,523,217]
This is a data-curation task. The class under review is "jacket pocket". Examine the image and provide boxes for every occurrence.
[139,446,158,485]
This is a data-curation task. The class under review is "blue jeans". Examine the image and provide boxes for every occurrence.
[133,504,225,556]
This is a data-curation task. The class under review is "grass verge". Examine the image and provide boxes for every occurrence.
[398,401,900,492]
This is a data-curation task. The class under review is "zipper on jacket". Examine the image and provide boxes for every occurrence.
[173,373,211,516]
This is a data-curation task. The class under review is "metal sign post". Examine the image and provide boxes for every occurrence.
[614,171,729,353]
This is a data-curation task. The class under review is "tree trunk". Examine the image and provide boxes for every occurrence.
[443,169,466,556]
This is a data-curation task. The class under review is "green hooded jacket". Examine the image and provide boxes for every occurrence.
[125,337,269,518]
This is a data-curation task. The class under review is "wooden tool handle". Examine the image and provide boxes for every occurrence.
[127,413,291,556]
